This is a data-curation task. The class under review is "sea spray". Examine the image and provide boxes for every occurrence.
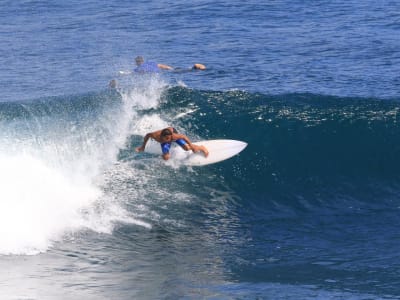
[0,154,100,255]
[0,78,167,255]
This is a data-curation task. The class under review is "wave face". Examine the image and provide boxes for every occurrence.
[161,88,400,187]
[1,84,400,255]
[150,88,400,297]
[1,82,400,297]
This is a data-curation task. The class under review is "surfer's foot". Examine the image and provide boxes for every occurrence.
[192,145,209,157]
[202,146,209,157]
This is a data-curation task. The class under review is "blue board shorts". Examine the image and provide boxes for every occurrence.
[161,139,187,154]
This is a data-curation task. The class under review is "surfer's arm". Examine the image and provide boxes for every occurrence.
[135,133,154,152]
[157,63,174,70]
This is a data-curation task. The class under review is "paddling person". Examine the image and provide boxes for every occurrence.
[134,56,173,73]
[135,127,209,161]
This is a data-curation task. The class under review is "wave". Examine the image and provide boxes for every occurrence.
[1,80,399,254]
[158,88,400,176]
[0,78,167,255]
[152,88,400,208]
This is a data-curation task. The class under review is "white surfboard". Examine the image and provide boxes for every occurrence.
[144,139,247,166]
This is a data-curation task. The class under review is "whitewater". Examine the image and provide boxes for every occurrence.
[0,78,168,255]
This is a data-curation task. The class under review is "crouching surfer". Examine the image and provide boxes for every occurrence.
[135,127,209,160]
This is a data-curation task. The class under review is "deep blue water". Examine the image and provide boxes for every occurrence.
[1,1,400,299]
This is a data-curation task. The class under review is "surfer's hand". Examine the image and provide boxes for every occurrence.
[135,146,145,152]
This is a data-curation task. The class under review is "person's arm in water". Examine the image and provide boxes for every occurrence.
[192,63,206,70]
[157,63,174,70]
[172,63,207,73]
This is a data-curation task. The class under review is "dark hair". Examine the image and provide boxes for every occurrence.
[161,128,172,137]
[135,56,144,64]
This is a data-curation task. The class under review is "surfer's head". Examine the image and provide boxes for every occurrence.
[135,56,144,66]
[160,128,173,142]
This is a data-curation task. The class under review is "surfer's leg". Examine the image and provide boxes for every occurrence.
[176,139,190,151]
[191,144,209,157]
[161,142,172,160]
[176,138,209,157]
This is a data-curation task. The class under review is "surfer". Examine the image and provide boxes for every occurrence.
[135,127,209,160]
[134,56,174,73]
[134,56,206,74]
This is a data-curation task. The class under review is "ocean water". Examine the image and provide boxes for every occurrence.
[1,0,400,299]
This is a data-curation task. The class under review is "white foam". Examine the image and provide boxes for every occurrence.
[0,78,168,255]
[119,76,168,110]
[173,108,198,120]
[0,153,150,255]
[131,114,170,136]
[0,154,100,255]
